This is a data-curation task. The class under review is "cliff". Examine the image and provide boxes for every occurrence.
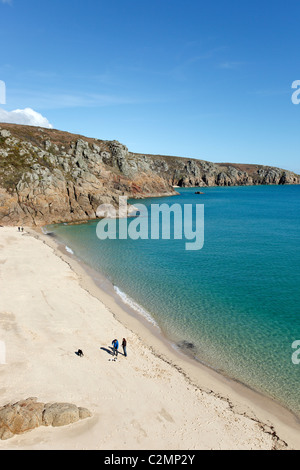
[0,123,299,226]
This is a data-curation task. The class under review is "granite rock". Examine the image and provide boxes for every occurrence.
[0,398,92,440]
[0,124,299,226]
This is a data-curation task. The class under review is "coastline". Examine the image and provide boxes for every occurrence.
[0,226,299,449]
[40,227,300,448]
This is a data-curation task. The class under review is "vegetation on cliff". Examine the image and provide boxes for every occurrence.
[0,123,299,226]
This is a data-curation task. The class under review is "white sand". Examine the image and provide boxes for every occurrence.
[0,226,299,450]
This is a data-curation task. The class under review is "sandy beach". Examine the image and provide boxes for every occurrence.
[0,226,299,450]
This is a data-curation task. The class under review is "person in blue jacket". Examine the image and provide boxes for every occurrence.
[112,339,119,360]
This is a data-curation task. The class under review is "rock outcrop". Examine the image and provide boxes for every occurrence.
[0,123,299,226]
[0,397,92,440]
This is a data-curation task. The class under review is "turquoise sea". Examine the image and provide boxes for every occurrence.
[47,185,300,417]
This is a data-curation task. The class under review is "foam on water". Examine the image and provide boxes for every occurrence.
[41,226,53,235]
[114,285,160,329]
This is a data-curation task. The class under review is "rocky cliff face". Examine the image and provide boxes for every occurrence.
[0,123,299,226]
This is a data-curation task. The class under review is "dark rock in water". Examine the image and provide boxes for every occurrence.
[178,340,196,350]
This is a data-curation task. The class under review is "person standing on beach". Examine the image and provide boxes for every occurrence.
[112,339,119,360]
[122,338,127,357]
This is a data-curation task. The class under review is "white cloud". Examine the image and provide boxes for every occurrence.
[0,107,53,128]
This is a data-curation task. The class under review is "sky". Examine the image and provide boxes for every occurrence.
[0,0,300,173]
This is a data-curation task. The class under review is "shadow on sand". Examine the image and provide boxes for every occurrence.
[100,346,125,356]
[100,346,115,356]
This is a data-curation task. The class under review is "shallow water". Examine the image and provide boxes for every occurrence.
[48,185,300,416]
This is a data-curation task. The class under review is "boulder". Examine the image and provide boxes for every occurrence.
[0,398,92,440]
[0,130,11,138]
[0,397,44,440]
[42,402,80,427]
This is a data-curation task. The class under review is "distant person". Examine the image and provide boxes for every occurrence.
[18,227,20,232]
[122,338,127,357]
[112,339,119,360]
[21,227,24,232]
[77,349,84,357]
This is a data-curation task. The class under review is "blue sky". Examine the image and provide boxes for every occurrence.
[0,0,300,173]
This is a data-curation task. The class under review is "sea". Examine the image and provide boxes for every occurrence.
[46,185,300,417]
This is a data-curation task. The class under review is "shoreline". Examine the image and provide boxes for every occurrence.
[28,227,300,448]
[0,225,299,449]
[42,228,300,419]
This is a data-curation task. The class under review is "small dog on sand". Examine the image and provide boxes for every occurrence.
[77,349,84,357]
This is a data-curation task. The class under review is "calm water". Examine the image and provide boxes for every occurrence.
[48,185,300,416]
